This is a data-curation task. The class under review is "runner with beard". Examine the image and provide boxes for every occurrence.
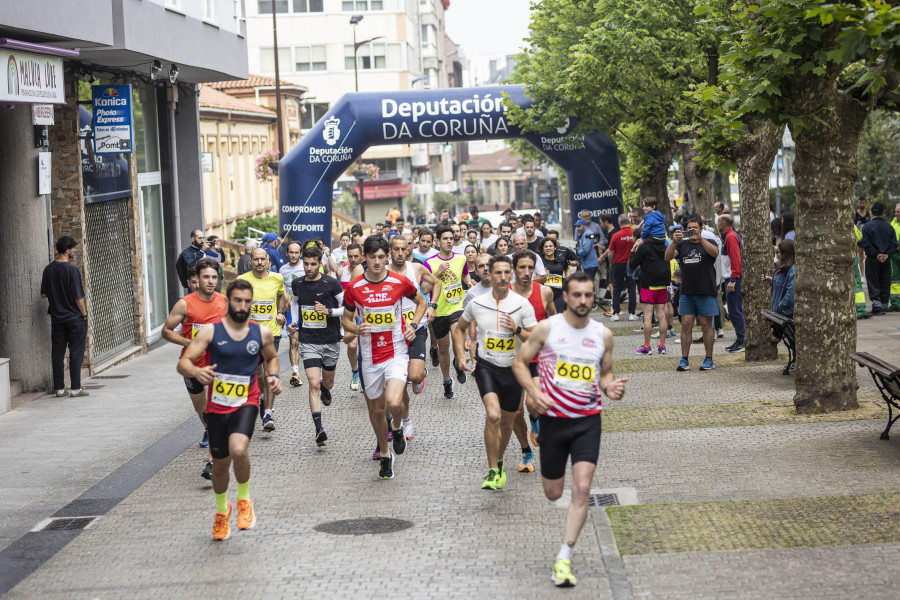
[279,241,306,388]
[339,243,364,391]
[513,272,627,587]
[162,258,227,481]
[178,279,282,541]
[288,245,344,446]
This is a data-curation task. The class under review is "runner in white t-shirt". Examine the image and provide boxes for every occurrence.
[279,241,306,388]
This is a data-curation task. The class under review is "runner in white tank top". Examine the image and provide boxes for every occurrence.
[513,271,627,589]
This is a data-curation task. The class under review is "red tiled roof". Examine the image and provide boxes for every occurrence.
[198,85,276,116]
[209,74,307,91]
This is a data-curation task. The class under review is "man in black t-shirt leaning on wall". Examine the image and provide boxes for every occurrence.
[664,215,720,373]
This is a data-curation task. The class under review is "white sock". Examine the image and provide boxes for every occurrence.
[264,409,273,418]
[557,544,572,561]
[292,365,299,375]
[402,417,411,425]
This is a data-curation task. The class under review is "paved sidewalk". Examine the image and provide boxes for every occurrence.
[1,313,898,598]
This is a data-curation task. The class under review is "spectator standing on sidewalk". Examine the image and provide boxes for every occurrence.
[260,232,284,272]
[602,214,636,321]
[175,228,207,291]
[890,204,900,311]
[718,215,745,352]
[237,240,257,276]
[575,219,599,285]
[41,236,89,398]
[859,202,898,315]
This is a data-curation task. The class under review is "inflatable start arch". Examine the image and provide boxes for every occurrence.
[278,85,623,242]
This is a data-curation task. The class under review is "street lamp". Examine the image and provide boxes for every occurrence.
[349,15,384,92]
[354,168,369,224]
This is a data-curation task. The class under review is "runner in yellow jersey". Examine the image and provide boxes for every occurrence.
[238,248,285,433]
[425,225,472,399]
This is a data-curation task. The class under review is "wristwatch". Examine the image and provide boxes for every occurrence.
[427,302,438,309]
[327,308,333,317]
[515,326,522,335]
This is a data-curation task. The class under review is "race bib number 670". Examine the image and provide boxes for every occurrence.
[211,373,250,407]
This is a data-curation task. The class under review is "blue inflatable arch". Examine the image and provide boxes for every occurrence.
[278,85,623,243]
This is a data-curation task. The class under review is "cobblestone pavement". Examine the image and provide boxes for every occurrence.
[3,313,900,598]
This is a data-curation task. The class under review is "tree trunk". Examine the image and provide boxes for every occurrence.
[680,139,716,226]
[790,90,869,413]
[640,141,677,225]
[718,169,731,208]
[735,120,784,362]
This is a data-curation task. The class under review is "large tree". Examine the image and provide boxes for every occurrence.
[705,0,900,412]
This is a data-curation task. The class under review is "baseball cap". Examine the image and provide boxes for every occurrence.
[261,232,278,242]
[575,219,589,227]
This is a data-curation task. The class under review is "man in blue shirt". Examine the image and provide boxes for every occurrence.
[575,219,599,285]
[260,232,284,272]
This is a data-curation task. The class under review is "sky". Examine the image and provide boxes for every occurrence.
[444,0,532,60]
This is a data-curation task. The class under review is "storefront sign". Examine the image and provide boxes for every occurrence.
[32,104,54,125]
[91,84,134,154]
[80,105,130,202]
[201,152,214,172]
[0,50,65,104]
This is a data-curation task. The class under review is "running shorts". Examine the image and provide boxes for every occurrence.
[474,359,522,413]
[300,342,340,370]
[362,357,409,400]
[537,413,602,480]
[205,404,258,459]
[183,376,204,395]
[431,310,462,339]
[257,335,282,365]
[640,287,668,305]
[407,327,428,361]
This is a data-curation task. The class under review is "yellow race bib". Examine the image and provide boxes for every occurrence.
[553,355,596,392]
[364,306,396,332]
[546,275,563,289]
[211,373,250,407]
[301,305,327,329]
[250,299,275,321]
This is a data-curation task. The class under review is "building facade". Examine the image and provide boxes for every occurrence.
[0,0,248,405]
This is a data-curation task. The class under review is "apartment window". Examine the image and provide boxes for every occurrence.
[420,24,429,43]
[202,0,215,21]
[165,0,183,9]
[301,102,330,130]
[295,45,326,71]
[293,0,324,11]
[259,0,288,13]
[344,42,402,70]
[260,47,291,72]
[342,0,383,10]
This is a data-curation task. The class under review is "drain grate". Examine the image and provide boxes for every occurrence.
[314,517,413,536]
[589,494,619,507]
[37,517,97,531]
[92,375,130,379]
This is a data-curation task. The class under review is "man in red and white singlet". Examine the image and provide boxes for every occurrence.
[513,271,627,589]
[342,236,427,480]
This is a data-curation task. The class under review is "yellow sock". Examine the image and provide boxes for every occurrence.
[215,492,227,514]
[237,480,250,501]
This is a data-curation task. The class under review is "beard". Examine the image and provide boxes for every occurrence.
[568,304,591,318]
[229,307,250,323]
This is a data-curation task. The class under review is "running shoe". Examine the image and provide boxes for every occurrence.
[693,336,703,344]
[609,313,619,322]
[657,345,666,355]
[633,325,644,332]
[430,346,439,367]
[443,379,453,399]
[372,441,381,461]
[628,313,640,321]
[316,429,328,447]
[482,469,499,490]
[212,501,232,541]
[636,345,652,355]
[350,371,360,391]
[529,415,540,447]
[726,343,745,354]
[392,427,407,455]
[262,414,275,432]
[676,358,690,371]
[716,328,725,339]
[201,460,213,480]
[290,373,303,387]
[518,451,535,473]
[602,308,614,317]
[452,358,467,384]
[402,419,413,440]
[496,459,507,489]
[379,453,394,479]
[650,330,660,339]
[666,328,677,338]
[700,357,715,371]
[237,498,256,530]
[199,430,209,449]
[552,559,576,587]
[320,386,332,406]
[412,379,425,395]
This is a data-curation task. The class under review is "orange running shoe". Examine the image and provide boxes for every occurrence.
[213,501,232,541]
[237,498,257,530]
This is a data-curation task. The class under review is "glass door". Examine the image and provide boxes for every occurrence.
[138,174,167,340]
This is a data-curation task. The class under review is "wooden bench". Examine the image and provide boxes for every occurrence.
[761,310,795,375]
[850,352,900,440]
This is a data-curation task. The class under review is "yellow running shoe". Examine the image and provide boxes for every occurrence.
[552,559,576,587]
[237,498,256,530]
[212,501,232,541]
[481,469,499,490]
[496,459,507,489]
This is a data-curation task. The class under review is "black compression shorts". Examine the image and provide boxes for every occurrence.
[407,327,428,361]
[431,310,462,340]
[205,404,258,459]
[473,359,522,413]
[183,377,204,395]
[537,413,602,480]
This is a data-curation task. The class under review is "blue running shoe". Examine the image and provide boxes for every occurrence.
[700,357,715,371]
[676,358,690,371]
[199,430,209,448]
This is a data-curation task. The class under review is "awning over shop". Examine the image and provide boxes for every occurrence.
[353,182,411,200]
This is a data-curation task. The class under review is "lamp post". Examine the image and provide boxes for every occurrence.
[271,0,284,157]
[349,15,384,93]
[354,168,369,224]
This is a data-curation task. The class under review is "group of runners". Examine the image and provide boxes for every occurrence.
[164,221,626,588]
